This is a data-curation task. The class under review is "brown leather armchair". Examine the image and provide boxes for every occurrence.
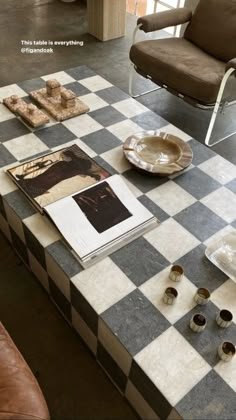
[0,322,50,420]
[129,0,236,146]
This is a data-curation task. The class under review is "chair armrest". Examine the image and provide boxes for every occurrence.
[137,8,192,33]
[226,58,236,73]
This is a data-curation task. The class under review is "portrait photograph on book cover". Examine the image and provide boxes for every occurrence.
[8,144,110,208]
[73,182,132,233]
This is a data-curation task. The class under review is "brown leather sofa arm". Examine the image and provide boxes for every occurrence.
[0,322,50,420]
[137,8,192,33]
[226,58,236,73]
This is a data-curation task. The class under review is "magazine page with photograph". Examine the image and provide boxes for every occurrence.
[45,174,158,265]
[7,144,110,212]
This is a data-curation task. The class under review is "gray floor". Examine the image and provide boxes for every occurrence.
[0,1,235,419]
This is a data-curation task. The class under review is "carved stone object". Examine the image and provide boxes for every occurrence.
[46,79,61,97]
[61,89,76,108]
[3,96,49,128]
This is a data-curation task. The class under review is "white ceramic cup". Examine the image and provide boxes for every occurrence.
[218,341,236,362]
[169,265,184,282]
[163,287,178,305]
[216,309,233,328]
[194,288,211,305]
[190,313,207,333]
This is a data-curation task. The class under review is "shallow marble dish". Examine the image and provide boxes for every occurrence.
[123,131,193,175]
[205,230,236,282]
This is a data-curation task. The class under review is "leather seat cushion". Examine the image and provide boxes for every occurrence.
[130,37,228,104]
[0,322,50,420]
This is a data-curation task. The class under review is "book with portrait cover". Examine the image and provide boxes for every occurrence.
[7,145,158,267]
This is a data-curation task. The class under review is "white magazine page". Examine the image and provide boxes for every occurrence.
[45,175,154,258]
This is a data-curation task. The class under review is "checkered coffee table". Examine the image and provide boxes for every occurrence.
[0,66,236,420]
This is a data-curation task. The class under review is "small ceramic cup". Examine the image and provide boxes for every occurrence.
[169,265,184,282]
[190,313,207,332]
[163,287,178,305]
[194,288,211,305]
[216,309,233,328]
[218,341,236,362]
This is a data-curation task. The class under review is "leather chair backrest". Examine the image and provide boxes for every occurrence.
[184,0,236,62]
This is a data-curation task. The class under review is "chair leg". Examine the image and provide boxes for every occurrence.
[205,67,236,147]
[128,63,161,98]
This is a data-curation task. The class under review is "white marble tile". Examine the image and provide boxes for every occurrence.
[98,319,132,375]
[147,181,196,216]
[0,214,11,242]
[0,169,17,196]
[112,98,148,118]
[199,156,236,185]
[145,218,200,263]
[62,113,102,138]
[125,381,160,420]
[23,213,60,247]
[72,307,97,355]
[71,258,135,314]
[80,93,108,111]
[42,71,75,84]
[28,251,49,292]
[4,133,48,161]
[107,119,141,142]
[79,75,112,92]
[0,84,26,101]
[0,104,15,122]
[211,279,236,320]
[101,146,131,173]
[201,187,236,223]
[140,266,197,324]
[214,354,236,393]
[134,326,211,406]
[4,201,25,242]
[45,251,70,300]
[159,124,192,142]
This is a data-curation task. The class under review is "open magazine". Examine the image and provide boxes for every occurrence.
[7,144,158,267]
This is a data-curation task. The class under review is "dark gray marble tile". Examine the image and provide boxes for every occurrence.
[0,195,6,219]
[93,156,117,175]
[3,190,36,220]
[111,237,169,286]
[18,77,45,93]
[176,244,228,292]
[97,342,127,393]
[23,224,46,270]
[0,144,17,167]
[10,227,28,266]
[226,178,236,194]
[81,128,122,154]
[174,202,227,242]
[70,282,98,336]
[66,66,96,81]
[122,169,168,194]
[173,167,221,200]
[63,81,90,97]
[19,148,51,163]
[49,277,72,323]
[89,106,126,127]
[188,139,216,166]
[46,240,82,277]
[176,370,236,420]
[129,360,172,419]
[96,86,129,104]
[138,195,169,222]
[0,118,30,142]
[101,289,170,356]
[35,124,76,148]
[175,301,236,366]
[132,111,167,131]
[231,220,236,229]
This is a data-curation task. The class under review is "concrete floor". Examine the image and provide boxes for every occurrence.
[0,1,235,419]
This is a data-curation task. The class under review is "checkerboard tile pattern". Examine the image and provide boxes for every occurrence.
[0,66,236,420]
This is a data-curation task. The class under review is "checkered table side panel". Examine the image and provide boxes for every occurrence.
[0,66,236,420]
